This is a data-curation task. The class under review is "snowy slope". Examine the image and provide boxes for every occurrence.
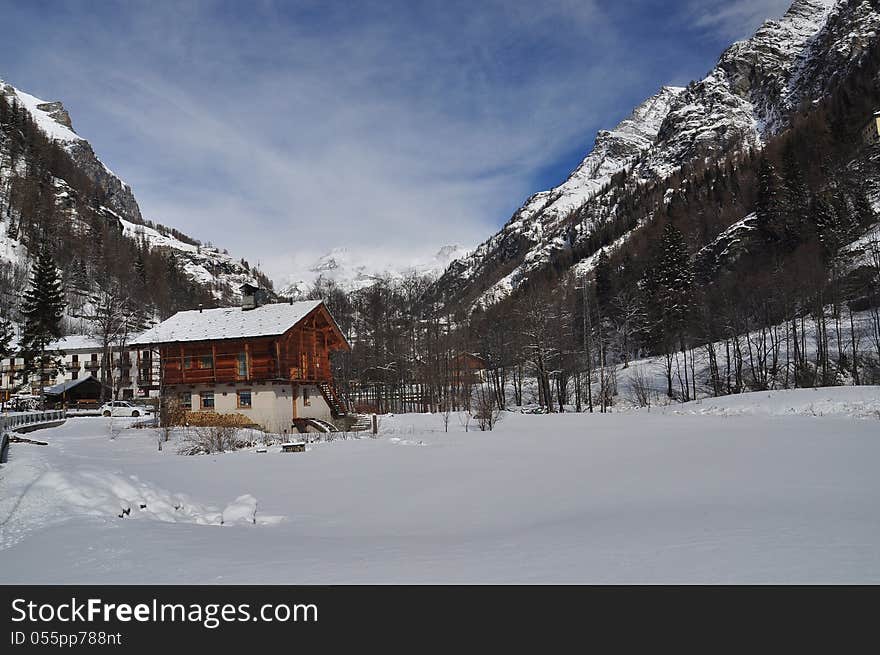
[5,87,82,143]
[513,85,685,233]
[662,386,880,418]
[118,215,261,299]
[430,0,877,311]
[2,404,880,583]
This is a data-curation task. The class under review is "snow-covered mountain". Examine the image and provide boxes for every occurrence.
[0,77,264,302]
[429,0,878,311]
[280,244,470,296]
[1,81,143,225]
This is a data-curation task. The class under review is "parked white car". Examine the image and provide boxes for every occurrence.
[100,401,143,417]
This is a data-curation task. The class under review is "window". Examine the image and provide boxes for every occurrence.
[200,391,215,410]
[200,355,213,369]
[178,392,192,410]
[71,354,79,364]
[237,352,248,378]
[71,370,78,380]
[302,386,310,406]
[184,356,193,370]
[237,390,252,409]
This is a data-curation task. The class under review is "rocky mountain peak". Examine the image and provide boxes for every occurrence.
[34,100,74,131]
[1,75,268,306]
[427,0,879,313]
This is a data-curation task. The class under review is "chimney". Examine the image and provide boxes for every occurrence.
[239,283,262,311]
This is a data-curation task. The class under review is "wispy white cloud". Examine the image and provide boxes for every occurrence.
[686,0,796,41]
[0,0,785,283]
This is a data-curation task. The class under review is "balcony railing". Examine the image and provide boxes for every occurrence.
[161,362,330,385]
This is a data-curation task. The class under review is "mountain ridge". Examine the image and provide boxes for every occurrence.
[428,0,876,312]
[280,243,471,297]
[0,76,269,318]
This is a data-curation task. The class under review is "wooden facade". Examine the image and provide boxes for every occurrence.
[158,304,348,387]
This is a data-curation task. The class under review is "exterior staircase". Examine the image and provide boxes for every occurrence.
[317,381,348,419]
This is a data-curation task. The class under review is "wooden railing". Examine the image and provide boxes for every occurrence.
[160,358,331,385]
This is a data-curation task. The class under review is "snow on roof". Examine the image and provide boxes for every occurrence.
[131,300,324,345]
[48,335,105,352]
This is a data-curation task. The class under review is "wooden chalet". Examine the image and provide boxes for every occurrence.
[132,286,350,432]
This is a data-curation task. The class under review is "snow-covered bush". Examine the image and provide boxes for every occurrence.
[178,426,242,455]
[627,365,658,408]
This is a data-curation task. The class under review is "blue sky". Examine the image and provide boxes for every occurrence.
[0,0,792,282]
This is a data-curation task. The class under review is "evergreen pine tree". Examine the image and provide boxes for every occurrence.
[655,223,693,330]
[0,315,14,360]
[645,223,693,398]
[594,250,614,312]
[134,251,147,285]
[780,146,810,250]
[17,246,66,403]
[756,157,784,247]
[70,257,90,295]
[813,193,845,258]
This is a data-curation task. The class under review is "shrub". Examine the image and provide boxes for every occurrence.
[178,425,243,455]
[161,398,186,427]
[627,365,657,408]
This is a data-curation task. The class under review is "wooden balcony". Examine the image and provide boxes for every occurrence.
[158,331,337,387]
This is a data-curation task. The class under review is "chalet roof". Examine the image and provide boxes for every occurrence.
[130,300,325,346]
[44,375,105,396]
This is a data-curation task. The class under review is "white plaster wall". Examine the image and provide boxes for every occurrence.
[171,382,334,432]
[293,384,333,422]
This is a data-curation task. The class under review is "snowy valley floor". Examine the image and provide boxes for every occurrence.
[1,387,880,584]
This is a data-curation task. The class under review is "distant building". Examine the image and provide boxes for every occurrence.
[0,352,24,395]
[450,352,489,386]
[44,376,111,408]
[862,110,880,144]
[0,334,154,401]
[131,287,350,433]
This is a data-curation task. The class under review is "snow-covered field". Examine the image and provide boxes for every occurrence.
[2,387,880,583]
